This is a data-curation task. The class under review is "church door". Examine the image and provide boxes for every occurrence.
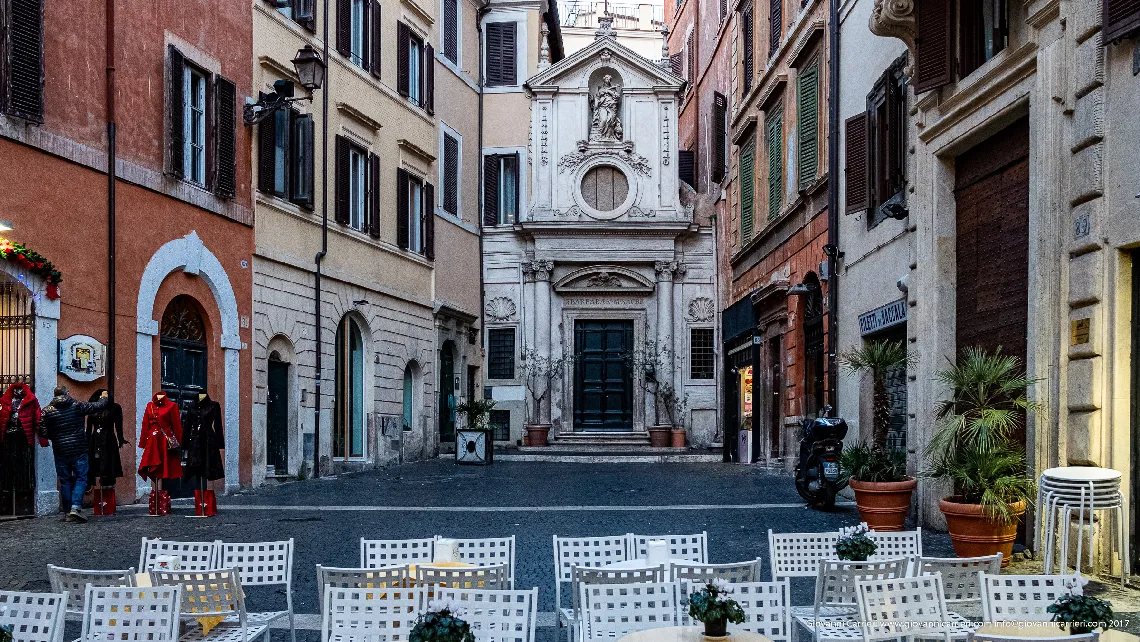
[574,320,633,431]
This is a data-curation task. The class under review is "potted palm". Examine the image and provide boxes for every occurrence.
[925,347,1037,564]
[838,340,915,531]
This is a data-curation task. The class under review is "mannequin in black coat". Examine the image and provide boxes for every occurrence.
[86,389,126,487]
[183,394,225,482]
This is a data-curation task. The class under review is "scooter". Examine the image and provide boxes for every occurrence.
[794,405,849,510]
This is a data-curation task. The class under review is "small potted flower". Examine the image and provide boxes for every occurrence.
[410,599,475,642]
[1048,577,1113,635]
[836,523,877,561]
[1,623,14,642]
[688,578,745,638]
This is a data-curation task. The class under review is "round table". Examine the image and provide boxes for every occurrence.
[974,623,1137,642]
[604,558,696,572]
[617,626,772,642]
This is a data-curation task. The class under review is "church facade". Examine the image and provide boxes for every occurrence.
[482,24,719,446]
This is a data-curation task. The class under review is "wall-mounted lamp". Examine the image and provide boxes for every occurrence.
[0,220,13,232]
[243,45,326,126]
[786,282,813,297]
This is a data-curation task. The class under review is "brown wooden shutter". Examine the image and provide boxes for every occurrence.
[368,153,381,238]
[914,0,952,93]
[213,75,237,199]
[257,97,277,194]
[712,92,727,183]
[769,0,782,57]
[334,135,350,225]
[168,45,186,179]
[443,133,459,216]
[844,113,869,214]
[336,0,352,57]
[501,22,517,85]
[292,113,315,208]
[424,42,435,114]
[396,168,410,248]
[2,0,44,122]
[294,0,316,31]
[483,154,499,227]
[741,2,754,95]
[678,150,696,187]
[486,22,516,86]
[370,1,382,77]
[424,182,435,260]
[686,31,695,85]
[670,52,684,76]
[1105,0,1140,40]
[720,0,728,22]
[885,70,904,195]
[397,21,410,96]
[443,0,459,62]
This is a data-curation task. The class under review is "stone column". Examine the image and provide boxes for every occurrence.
[533,259,554,424]
[654,261,679,426]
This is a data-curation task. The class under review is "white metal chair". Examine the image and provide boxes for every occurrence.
[578,581,679,641]
[552,535,630,637]
[432,587,539,642]
[768,530,839,583]
[568,567,665,642]
[917,554,1002,617]
[321,585,426,642]
[628,532,708,563]
[139,538,222,572]
[980,573,1080,622]
[149,569,268,642]
[80,585,181,642]
[439,536,516,586]
[0,590,68,642]
[867,529,922,561]
[732,580,792,641]
[968,632,1099,642]
[218,540,296,642]
[360,538,436,568]
[793,558,910,642]
[316,565,411,592]
[417,564,510,590]
[855,572,973,642]
[670,559,762,584]
[46,565,136,618]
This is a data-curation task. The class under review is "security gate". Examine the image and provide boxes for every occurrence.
[0,277,36,518]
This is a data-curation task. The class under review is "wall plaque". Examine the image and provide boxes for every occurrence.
[1071,318,1091,346]
[858,298,908,336]
[1074,213,1090,239]
[59,334,106,382]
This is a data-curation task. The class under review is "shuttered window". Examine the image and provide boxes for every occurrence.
[958,0,1007,78]
[273,0,315,31]
[913,0,952,93]
[670,52,684,76]
[486,21,517,86]
[769,0,782,57]
[796,63,818,190]
[442,0,459,62]
[370,1,382,78]
[214,76,237,199]
[261,109,314,208]
[442,132,460,217]
[335,136,372,233]
[690,328,715,380]
[369,152,381,238]
[292,114,315,208]
[169,48,234,196]
[844,113,869,214]
[397,22,433,112]
[739,139,755,242]
[184,64,208,186]
[678,150,696,188]
[1,0,43,122]
[488,329,516,379]
[712,93,727,183]
[766,111,783,221]
[686,30,695,89]
[396,168,434,257]
[741,2,754,95]
[1105,0,1140,40]
[483,152,519,226]
[866,54,908,227]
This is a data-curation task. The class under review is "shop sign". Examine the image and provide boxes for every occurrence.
[858,298,908,336]
[59,334,106,382]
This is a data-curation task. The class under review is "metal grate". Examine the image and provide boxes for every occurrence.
[690,328,715,379]
[490,409,510,441]
[0,279,35,388]
[488,328,515,379]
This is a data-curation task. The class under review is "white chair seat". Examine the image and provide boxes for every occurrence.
[791,606,858,619]
[559,606,574,626]
[179,624,269,642]
[222,611,289,627]
[794,612,975,641]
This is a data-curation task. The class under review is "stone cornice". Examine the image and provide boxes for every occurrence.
[398,138,437,163]
[336,102,384,131]
[868,0,917,75]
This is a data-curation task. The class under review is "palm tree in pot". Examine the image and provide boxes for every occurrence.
[838,339,915,530]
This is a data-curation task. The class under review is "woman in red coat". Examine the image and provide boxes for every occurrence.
[138,392,183,481]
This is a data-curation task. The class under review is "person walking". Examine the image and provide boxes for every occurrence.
[39,386,108,522]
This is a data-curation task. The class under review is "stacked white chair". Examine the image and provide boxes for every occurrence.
[322,585,425,642]
[150,569,268,642]
[1036,467,1129,584]
[432,587,539,642]
[46,565,136,619]
[219,540,297,642]
[552,534,630,639]
[360,538,436,568]
[0,590,68,642]
[979,573,1080,622]
[316,565,411,592]
[139,538,222,572]
[80,585,181,642]
[628,532,708,563]
[578,581,679,641]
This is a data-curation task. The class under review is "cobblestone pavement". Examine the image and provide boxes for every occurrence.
[1,460,1134,641]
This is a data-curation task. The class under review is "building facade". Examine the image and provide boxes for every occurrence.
[0,0,254,512]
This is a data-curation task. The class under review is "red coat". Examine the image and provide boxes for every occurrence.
[0,383,45,447]
[138,395,183,481]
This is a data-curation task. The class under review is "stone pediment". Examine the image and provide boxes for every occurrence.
[525,35,684,92]
[554,265,655,294]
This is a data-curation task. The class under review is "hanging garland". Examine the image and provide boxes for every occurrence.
[0,237,62,299]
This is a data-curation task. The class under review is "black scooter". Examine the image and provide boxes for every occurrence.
[794,405,849,510]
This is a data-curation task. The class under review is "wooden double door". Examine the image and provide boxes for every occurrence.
[573,320,633,431]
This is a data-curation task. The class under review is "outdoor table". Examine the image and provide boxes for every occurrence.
[974,623,1139,642]
[603,558,696,572]
[617,626,773,642]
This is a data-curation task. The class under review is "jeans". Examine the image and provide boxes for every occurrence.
[54,454,89,512]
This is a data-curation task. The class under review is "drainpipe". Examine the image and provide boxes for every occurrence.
[312,0,331,478]
[825,0,840,410]
[476,0,490,409]
[105,0,117,400]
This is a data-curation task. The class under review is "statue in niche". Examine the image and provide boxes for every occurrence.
[589,75,623,142]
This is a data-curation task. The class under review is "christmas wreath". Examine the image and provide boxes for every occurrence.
[0,237,62,299]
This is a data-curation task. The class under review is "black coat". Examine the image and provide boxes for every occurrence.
[183,397,225,480]
[86,396,125,483]
[40,395,108,459]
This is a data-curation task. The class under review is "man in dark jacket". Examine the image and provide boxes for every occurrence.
[39,386,108,522]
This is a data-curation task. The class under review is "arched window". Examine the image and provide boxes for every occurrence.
[438,341,456,440]
[802,273,825,417]
[160,295,208,410]
[402,361,420,432]
[334,316,365,459]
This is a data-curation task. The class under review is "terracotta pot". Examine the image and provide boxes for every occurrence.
[849,477,917,532]
[940,497,1026,566]
[670,428,686,448]
[648,426,672,447]
[525,424,550,447]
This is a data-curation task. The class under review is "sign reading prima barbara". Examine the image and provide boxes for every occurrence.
[858,298,908,336]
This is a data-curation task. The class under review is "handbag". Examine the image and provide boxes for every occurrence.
[149,405,180,452]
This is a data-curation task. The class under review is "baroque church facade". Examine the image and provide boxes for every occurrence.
[482,23,719,446]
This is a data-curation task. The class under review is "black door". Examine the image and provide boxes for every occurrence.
[439,343,456,441]
[267,359,289,474]
[574,320,633,431]
[159,295,208,498]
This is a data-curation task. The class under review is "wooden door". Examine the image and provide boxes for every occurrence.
[266,359,289,474]
[574,320,633,431]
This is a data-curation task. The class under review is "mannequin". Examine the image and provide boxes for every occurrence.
[138,392,183,515]
[0,382,42,516]
[86,389,125,515]
[183,392,224,516]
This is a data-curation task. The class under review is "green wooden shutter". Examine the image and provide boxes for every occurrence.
[797,64,818,190]
[766,112,783,221]
[740,141,755,242]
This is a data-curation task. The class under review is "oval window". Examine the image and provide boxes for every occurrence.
[580,165,629,212]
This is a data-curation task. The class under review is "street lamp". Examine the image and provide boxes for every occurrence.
[243,45,326,125]
[292,44,326,91]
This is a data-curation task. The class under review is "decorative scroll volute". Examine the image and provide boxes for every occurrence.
[869,0,917,75]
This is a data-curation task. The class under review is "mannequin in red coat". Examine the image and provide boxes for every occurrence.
[138,392,183,481]
[0,383,44,512]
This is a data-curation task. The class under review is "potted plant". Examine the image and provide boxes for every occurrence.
[838,340,916,531]
[519,346,572,447]
[925,347,1038,563]
[687,578,745,638]
[455,398,496,464]
[1048,577,1113,634]
[411,599,475,642]
[0,624,13,642]
[626,338,687,447]
[835,522,877,561]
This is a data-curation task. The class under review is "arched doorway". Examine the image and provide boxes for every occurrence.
[0,276,36,517]
[334,316,365,460]
[266,350,290,474]
[403,361,421,433]
[438,342,456,442]
[801,273,826,418]
[159,295,208,498]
